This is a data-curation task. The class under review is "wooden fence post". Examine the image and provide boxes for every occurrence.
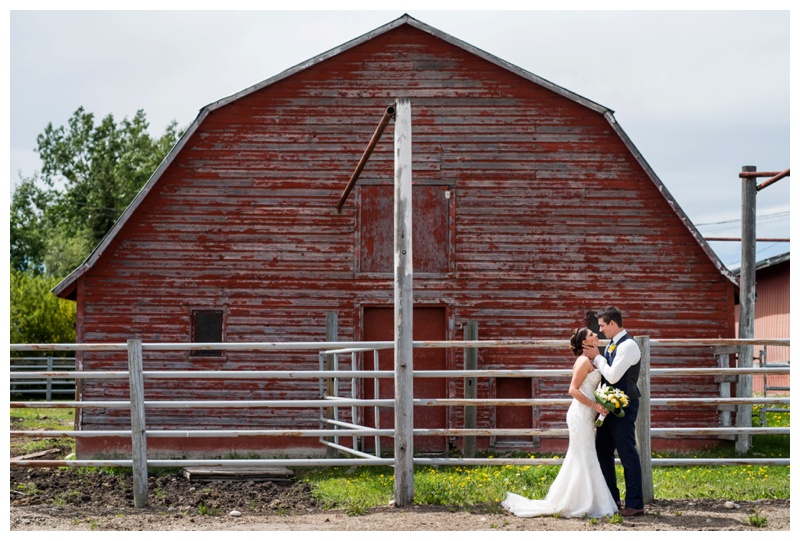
[393,97,414,507]
[635,336,653,504]
[463,321,478,458]
[127,338,148,508]
[715,346,738,438]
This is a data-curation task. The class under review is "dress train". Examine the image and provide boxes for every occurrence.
[501,370,618,518]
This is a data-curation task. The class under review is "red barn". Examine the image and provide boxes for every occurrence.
[54,15,737,458]
[735,252,790,395]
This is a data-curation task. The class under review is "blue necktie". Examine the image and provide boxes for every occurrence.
[607,341,616,365]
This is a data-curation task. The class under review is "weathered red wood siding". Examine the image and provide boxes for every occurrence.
[73,24,735,457]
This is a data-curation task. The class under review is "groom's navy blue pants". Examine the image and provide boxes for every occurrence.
[595,399,644,509]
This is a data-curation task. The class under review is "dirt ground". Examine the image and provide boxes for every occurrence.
[9,437,791,532]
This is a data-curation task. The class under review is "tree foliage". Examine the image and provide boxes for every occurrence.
[11,106,181,276]
[10,269,76,345]
[10,175,51,272]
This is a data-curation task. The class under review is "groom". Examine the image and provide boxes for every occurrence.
[582,306,644,516]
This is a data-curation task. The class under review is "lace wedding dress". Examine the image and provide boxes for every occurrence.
[501,369,619,518]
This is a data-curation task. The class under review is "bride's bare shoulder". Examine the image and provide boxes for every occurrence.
[573,355,592,370]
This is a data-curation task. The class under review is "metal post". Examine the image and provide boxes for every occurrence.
[393,97,414,507]
[325,312,338,458]
[373,350,381,456]
[737,165,757,453]
[350,351,359,451]
[463,321,478,458]
[46,356,54,401]
[127,338,148,508]
[758,348,767,426]
[634,336,653,504]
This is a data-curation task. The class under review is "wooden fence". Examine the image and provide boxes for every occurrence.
[9,337,790,509]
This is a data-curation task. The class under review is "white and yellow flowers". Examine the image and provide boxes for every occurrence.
[593,384,630,426]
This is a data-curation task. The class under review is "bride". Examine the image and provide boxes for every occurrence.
[501,327,619,518]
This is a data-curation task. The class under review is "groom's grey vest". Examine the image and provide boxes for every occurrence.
[603,333,641,400]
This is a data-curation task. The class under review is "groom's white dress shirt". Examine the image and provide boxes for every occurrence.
[592,329,641,385]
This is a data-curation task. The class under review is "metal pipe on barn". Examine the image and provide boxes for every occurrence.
[337,105,397,213]
[393,97,415,507]
[736,165,757,453]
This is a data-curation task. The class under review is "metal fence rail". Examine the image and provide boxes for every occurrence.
[756,347,790,426]
[9,337,791,508]
[10,356,76,400]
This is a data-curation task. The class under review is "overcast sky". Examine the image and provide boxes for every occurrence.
[6,6,793,269]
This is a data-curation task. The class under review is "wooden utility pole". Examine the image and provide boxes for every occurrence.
[736,165,757,453]
[393,97,414,506]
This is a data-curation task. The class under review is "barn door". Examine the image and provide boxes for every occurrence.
[493,377,539,448]
[362,306,448,454]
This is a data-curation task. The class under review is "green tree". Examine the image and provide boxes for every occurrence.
[10,175,93,276]
[42,228,94,279]
[10,175,51,273]
[10,269,76,344]
[36,106,181,247]
[10,107,182,276]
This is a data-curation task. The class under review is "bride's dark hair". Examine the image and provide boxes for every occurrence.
[570,327,590,356]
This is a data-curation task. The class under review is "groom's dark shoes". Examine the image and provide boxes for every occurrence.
[620,507,644,517]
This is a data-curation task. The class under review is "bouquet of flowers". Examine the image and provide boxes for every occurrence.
[594,384,629,426]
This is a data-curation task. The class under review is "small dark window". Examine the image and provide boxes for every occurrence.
[585,311,604,339]
[191,310,224,357]
[586,311,610,356]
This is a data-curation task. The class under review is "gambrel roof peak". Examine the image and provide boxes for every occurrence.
[54,13,736,299]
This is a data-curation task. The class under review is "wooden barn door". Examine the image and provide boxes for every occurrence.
[362,306,448,454]
[494,378,538,448]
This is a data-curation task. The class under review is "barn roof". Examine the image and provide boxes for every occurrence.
[756,251,790,271]
[730,251,790,275]
[53,13,738,299]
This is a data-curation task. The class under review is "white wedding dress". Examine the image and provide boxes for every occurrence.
[501,369,619,518]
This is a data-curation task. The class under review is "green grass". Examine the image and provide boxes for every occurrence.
[10,407,75,430]
[11,407,76,456]
[748,509,768,528]
[304,458,789,513]
[652,463,788,499]
[302,405,790,512]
